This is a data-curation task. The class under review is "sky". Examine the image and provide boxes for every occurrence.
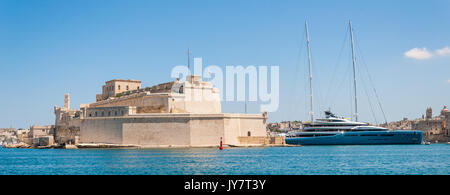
[0,0,449,128]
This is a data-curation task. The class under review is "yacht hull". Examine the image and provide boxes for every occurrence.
[285,130,423,145]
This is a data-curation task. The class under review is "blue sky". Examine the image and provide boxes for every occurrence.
[0,0,449,128]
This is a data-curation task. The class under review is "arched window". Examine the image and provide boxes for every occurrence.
[118,85,121,90]
[126,85,129,90]
[247,131,251,137]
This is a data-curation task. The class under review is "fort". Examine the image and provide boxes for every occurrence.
[49,75,284,148]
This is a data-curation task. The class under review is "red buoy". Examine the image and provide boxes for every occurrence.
[219,137,223,150]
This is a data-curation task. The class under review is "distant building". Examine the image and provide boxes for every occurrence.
[267,121,303,132]
[411,105,449,142]
[16,128,30,142]
[382,118,412,130]
[383,105,450,142]
[29,125,53,139]
[0,128,18,145]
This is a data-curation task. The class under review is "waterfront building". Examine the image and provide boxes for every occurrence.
[383,105,450,142]
[53,76,279,148]
[0,128,18,145]
[29,125,53,138]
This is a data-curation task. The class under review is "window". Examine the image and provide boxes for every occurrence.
[118,85,121,90]
[247,131,251,136]
[126,85,129,90]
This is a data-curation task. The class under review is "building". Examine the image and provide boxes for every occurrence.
[53,76,280,148]
[97,79,142,101]
[0,128,18,145]
[267,121,303,132]
[410,105,449,142]
[29,125,53,138]
[27,125,55,146]
[16,128,30,142]
[382,118,412,130]
[383,105,450,142]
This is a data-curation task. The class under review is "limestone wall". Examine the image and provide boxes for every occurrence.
[238,136,285,145]
[223,117,241,145]
[122,117,191,147]
[189,117,225,147]
[78,113,267,147]
[80,118,123,144]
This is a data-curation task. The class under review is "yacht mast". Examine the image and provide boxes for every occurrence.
[305,21,314,122]
[349,21,358,121]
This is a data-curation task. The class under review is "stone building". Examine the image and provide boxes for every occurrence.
[53,76,278,148]
[0,128,18,145]
[16,128,30,142]
[381,118,412,130]
[410,106,450,142]
[97,79,142,101]
[26,125,55,146]
[29,125,53,138]
[381,105,449,142]
[268,121,303,132]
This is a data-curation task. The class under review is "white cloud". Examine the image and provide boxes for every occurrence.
[404,48,433,60]
[436,47,450,56]
[448,79,450,83]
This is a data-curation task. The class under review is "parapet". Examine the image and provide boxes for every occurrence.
[86,106,136,118]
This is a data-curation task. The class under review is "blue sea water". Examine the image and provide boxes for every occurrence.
[0,144,449,175]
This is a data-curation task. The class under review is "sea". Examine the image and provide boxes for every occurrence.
[0,144,449,175]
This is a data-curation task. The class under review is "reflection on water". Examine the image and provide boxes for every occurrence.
[0,145,449,175]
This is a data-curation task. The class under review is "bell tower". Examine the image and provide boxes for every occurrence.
[425,107,432,119]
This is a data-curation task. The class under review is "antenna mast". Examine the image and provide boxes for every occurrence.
[187,48,191,72]
[305,21,314,122]
[349,21,359,121]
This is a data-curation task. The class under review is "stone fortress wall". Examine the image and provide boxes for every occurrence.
[54,75,279,148]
